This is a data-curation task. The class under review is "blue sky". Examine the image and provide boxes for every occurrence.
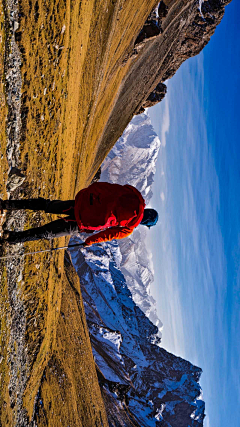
[148,1,240,426]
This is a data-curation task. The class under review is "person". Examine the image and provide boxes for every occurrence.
[0,182,158,246]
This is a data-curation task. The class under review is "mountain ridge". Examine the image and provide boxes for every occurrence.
[101,112,162,330]
[70,111,205,426]
[70,239,205,427]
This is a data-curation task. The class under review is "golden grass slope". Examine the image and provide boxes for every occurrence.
[0,0,158,425]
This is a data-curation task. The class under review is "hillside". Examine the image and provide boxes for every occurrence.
[0,0,231,426]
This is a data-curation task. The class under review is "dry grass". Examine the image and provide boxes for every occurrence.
[24,253,108,426]
[0,2,12,424]
[0,0,158,425]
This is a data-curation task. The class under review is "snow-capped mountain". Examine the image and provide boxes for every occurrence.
[69,112,205,425]
[69,239,205,427]
[100,112,160,204]
[101,112,162,330]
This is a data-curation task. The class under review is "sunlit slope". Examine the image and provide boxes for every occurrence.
[0,0,158,425]
[26,253,109,427]
[17,0,158,195]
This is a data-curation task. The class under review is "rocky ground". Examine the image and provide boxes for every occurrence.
[0,0,231,426]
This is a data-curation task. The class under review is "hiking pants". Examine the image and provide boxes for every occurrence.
[3,198,81,244]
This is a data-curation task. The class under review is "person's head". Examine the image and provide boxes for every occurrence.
[140,208,158,229]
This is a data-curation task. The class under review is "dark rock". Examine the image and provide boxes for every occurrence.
[135,4,162,47]
[90,166,102,184]
[135,20,161,45]
[136,82,167,114]
[6,167,25,193]
[158,1,169,21]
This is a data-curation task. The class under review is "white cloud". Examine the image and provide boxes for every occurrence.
[160,192,165,201]
[204,415,210,427]
[160,96,170,147]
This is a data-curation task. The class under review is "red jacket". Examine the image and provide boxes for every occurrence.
[74,182,145,246]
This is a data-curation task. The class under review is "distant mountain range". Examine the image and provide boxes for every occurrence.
[70,112,205,426]
[101,112,161,330]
